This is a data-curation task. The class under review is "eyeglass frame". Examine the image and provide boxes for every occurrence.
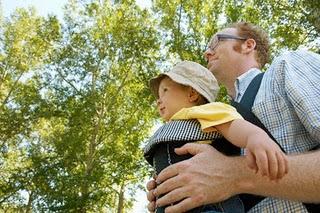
[207,34,248,52]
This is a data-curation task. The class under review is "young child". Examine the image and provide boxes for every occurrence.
[144,61,288,213]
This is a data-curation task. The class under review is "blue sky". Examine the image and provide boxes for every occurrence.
[2,0,151,19]
[2,0,149,212]
[2,0,68,19]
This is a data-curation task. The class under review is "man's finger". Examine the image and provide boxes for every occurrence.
[147,189,156,202]
[156,161,187,185]
[147,179,157,191]
[147,201,156,212]
[156,184,192,208]
[276,152,286,179]
[156,166,178,186]
[256,151,268,176]
[267,150,278,180]
[284,153,289,174]
[154,167,188,198]
[175,143,214,156]
[246,151,258,172]
[164,197,196,213]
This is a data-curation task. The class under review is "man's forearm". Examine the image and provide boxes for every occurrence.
[152,144,319,212]
[237,150,320,203]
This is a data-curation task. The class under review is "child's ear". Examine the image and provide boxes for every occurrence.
[188,88,200,103]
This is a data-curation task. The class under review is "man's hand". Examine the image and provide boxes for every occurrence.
[153,143,249,213]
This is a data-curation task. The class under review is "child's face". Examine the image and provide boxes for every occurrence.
[157,77,195,121]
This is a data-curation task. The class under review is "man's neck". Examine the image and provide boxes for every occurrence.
[225,79,237,99]
[233,68,262,102]
[227,65,260,99]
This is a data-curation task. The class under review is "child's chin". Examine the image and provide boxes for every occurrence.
[160,117,169,122]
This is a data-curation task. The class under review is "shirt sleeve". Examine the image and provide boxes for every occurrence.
[171,102,243,132]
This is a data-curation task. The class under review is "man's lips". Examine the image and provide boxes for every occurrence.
[207,58,217,69]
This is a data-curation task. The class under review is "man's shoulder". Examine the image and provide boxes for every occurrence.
[266,49,320,75]
[272,49,319,64]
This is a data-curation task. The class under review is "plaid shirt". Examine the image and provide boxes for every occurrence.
[235,50,320,212]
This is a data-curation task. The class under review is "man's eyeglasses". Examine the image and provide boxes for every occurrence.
[207,34,247,52]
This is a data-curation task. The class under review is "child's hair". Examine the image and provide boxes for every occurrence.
[178,82,209,105]
[196,94,209,105]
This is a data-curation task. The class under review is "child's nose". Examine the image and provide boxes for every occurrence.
[156,98,162,106]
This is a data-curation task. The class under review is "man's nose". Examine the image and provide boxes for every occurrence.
[203,48,213,62]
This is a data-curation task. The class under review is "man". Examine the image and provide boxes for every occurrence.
[146,22,320,212]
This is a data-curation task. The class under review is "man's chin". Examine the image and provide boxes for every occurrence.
[207,62,218,72]
[208,66,218,75]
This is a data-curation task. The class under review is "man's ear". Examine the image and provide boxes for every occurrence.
[242,38,256,54]
[188,88,200,103]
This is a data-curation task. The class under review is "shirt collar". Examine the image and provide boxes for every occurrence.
[234,68,262,102]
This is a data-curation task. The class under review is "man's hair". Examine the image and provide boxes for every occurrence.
[228,22,270,68]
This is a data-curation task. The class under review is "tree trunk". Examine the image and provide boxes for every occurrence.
[25,191,33,213]
[117,183,125,213]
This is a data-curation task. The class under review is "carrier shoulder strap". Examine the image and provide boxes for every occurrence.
[231,73,266,211]
[231,72,319,212]
[231,72,285,151]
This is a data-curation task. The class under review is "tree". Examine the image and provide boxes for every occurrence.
[1,0,159,211]
[6,0,159,212]
[0,7,61,211]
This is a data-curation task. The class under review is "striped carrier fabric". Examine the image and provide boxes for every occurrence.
[143,119,233,174]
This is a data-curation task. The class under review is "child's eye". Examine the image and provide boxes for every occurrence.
[163,88,168,92]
